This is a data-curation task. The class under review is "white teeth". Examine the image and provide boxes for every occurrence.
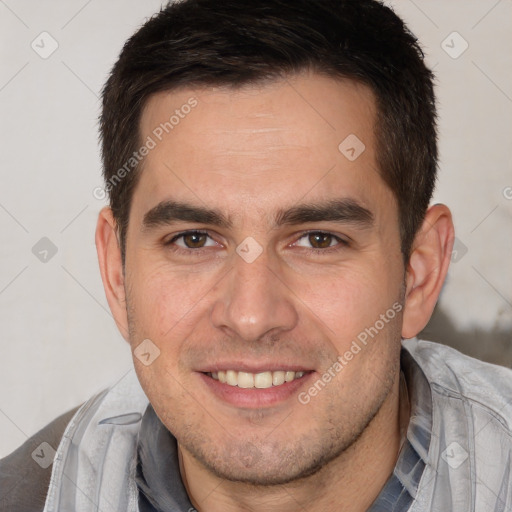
[254,371,273,389]
[226,370,238,386]
[209,369,306,388]
[237,372,255,389]
[272,371,285,386]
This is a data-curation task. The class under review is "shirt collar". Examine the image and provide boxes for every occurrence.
[368,345,432,511]
[135,405,194,512]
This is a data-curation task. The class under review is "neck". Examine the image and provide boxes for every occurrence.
[179,371,405,512]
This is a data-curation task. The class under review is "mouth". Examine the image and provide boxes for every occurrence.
[199,368,314,408]
[206,370,307,389]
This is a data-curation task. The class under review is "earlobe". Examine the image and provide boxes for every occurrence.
[95,207,130,341]
[401,204,454,339]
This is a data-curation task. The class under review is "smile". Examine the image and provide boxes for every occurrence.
[207,370,307,389]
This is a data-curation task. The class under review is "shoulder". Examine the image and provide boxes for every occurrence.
[404,338,512,428]
[0,405,82,512]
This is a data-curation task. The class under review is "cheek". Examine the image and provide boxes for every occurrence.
[127,269,204,414]
[289,261,401,341]
[127,261,216,342]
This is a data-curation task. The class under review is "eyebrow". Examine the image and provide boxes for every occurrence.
[275,198,374,227]
[142,201,232,231]
[141,198,374,231]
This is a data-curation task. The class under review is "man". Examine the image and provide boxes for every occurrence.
[2,0,511,511]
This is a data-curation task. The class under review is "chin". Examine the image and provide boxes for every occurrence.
[180,430,358,487]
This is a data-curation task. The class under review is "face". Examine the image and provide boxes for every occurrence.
[123,72,405,484]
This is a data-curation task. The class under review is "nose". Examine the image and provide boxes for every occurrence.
[210,248,299,343]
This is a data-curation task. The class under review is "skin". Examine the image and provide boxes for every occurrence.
[96,71,454,511]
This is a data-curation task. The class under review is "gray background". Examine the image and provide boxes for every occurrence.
[0,0,511,458]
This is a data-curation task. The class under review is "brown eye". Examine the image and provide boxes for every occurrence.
[182,232,208,248]
[168,231,216,249]
[294,231,347,252]
[308,232,334,249]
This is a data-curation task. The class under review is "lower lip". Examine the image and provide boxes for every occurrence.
[198,372,314,408]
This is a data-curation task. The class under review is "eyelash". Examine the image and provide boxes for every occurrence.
[164,230,350,255]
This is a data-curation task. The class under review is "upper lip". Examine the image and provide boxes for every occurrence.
[197,362,314,373]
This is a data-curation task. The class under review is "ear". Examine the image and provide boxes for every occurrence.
[95,207,130,342]
[402,204,454,339]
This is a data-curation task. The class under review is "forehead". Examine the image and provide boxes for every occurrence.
[134,72,391,223]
